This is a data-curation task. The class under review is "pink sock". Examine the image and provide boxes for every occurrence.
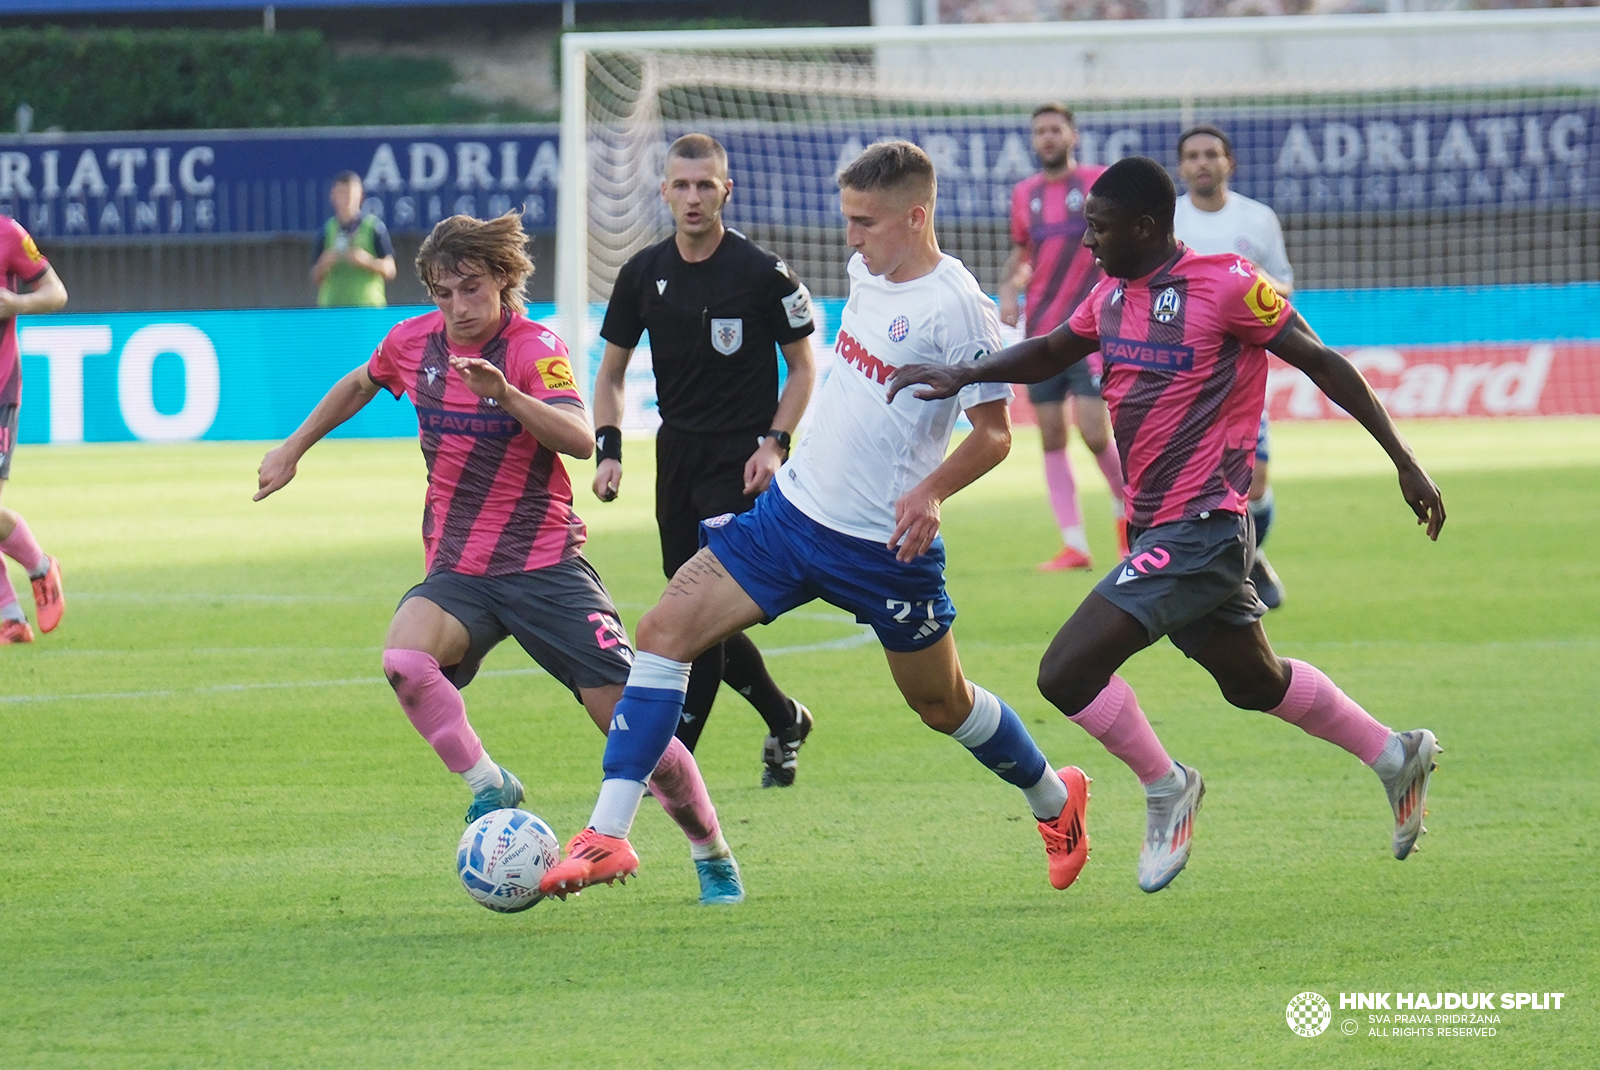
[1068,675,1172,784]
[0,515,45,574]
[1043,449,1083,532]
[383,649,484,773]
[1267,659,1391,764]
[647,736,721,846]
[1093,446,1125,508]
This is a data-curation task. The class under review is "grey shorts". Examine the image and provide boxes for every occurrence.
[399,555,634,696]
[1027,358,1101,404]
[1092,512,1268,658]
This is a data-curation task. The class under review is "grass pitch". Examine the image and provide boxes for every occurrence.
[1,418,1596,1069]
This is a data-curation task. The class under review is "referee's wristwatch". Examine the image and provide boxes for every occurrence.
[761,428,792,454]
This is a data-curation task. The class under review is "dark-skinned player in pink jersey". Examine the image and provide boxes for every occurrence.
[889,157,1445,894]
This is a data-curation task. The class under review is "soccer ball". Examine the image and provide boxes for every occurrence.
[456,808,560,913]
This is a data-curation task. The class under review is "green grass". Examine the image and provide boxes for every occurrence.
[1,418,1596,1069]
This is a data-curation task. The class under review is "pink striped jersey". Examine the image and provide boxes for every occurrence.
[1067,244,1294,529]
[1009,165,1106,338]
[367,310,588,576]
[0,216,52,408]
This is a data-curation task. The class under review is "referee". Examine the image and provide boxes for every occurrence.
[592,133,818,787]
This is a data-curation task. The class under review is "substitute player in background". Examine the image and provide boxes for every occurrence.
[0,216,68,644]
[1175,125,1291,608]
[592,133,818,788]
[540,141,1090,901]
[257,212,746,905]
[999,102,1126,571]
[890,157,1444,894]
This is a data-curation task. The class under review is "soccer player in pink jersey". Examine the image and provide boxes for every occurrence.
[890,157,1446,893]
[0,216,69,645]
[256,213,746,905]
[999,103,1126,571]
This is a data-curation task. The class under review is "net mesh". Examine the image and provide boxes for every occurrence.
[573,19,1600,302]
[567,17,1600,420]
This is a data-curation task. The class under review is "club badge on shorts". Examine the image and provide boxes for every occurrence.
[711,318,743,355]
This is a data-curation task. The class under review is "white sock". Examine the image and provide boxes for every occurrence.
[689,834,731,861]
[949,686,1001,748]
[1062,526,1090,553]
[590,777,649,838]
[1144,761,1185,798]
[1369,732,1404,779]
[27,558,50,580]
[462,753,504,794]
[1023,767,1071,822]
[0,601,25,623]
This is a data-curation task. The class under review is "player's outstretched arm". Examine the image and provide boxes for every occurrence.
[255,364,382,501]
[744,336,816,495]
[590,342,633,502]
[1269,314,1445,539]
[886,327,1099,403]
[449,355,595,460]
[888,399,1011,563]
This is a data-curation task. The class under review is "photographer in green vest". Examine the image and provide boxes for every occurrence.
[311,171,396,307]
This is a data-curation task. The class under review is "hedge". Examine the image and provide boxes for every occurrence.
[0,28,539,132]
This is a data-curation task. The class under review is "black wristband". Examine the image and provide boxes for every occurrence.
[763,428,792,452]
[595,425,622,465]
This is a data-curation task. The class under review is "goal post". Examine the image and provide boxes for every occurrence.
[558,10,1600,398]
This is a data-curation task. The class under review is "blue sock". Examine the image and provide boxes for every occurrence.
[1249,487,1275,548]
[951,684,1049,789]
[601,653,692,783]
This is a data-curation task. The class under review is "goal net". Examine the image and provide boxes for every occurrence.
[557,11,1600,422]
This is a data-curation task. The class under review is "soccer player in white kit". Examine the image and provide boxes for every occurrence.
[1175,125,1291,607]
[540,141,1091,901]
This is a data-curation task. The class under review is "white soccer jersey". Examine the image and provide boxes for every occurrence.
[777,252,1011,543]
[1174,191,1295,288]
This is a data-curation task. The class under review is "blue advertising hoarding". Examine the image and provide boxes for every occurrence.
[0,97,1591,242]
[14,283,1599,446]
[0,126,560,241]
[700,100,1597,229]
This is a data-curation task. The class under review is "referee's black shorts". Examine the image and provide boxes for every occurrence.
[656,425,766,577]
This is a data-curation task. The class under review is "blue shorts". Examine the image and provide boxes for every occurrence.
[1255,411,1271,465]
[699,486,956,653]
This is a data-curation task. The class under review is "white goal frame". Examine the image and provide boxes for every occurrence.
[557,8,1600,384]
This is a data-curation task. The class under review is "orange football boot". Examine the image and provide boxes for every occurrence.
[30,556,64,633]
[1037,766,1091,890]
[1037,547,1093,572]
[539,828,640,899]
[0,618,36,644]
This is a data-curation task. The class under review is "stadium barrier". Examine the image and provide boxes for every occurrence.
[15,285,1600,445]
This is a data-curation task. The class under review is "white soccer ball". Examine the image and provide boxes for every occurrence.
[456,808,560,913]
